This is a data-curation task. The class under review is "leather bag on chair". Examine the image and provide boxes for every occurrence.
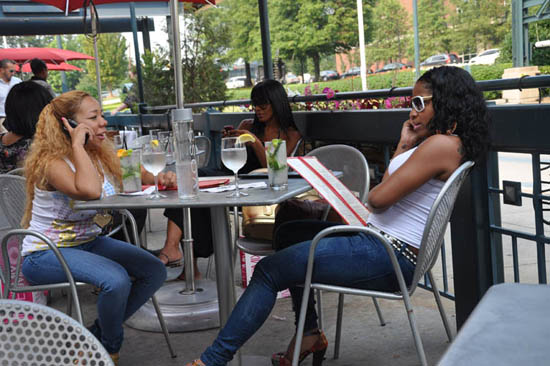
[241,203,279,241]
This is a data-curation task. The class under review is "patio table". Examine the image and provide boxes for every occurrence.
[438,283,550,365]
[74,178,315,365]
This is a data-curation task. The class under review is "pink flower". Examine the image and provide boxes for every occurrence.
[322,87,331,94]
[304,86,312,96]
[384,98,394,109]
[334,100,340,109]
[326,89,335,99]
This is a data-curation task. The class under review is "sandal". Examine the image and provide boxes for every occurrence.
[185,360,205,366]
[157,252,183,268]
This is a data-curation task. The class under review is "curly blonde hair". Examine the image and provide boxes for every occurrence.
[22,91,122,227]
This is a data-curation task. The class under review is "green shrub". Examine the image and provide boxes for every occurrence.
[226,64,530,102]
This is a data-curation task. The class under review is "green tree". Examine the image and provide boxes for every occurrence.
[80,33,128,95]
[217,0,261,86]
[416,0,452,59]
[271,0,366,80]
[450,0,510,55]
[499,19,550,66]
[46,35,87,94]
[369,0,411,63]
[6,35,54,48]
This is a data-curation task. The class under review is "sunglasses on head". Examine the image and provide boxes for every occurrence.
[411,95,432,112]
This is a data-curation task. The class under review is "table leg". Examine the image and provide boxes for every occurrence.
[210,206,236,326]
[181,207,196,293]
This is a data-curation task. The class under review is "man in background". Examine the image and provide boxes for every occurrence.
[30,58,56,98]
[0,59,22,134]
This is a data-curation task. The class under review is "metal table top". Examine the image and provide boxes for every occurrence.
[74,178,313,210]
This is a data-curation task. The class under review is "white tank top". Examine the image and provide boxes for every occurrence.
[367,146,445,249]
[22,158,116,256]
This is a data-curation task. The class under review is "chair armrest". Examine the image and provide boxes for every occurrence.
[106,209,141,248]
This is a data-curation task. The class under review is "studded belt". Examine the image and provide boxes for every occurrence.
[367,223,417,266]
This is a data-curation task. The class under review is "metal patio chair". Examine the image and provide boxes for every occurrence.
[0,174,176,358]
[0,299,114,365]
[292,161,474,366]
[236,144,371,255]
[195,135,212,168]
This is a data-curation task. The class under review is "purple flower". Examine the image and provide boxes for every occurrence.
[326,89,335,99]
[384,98,394,109]
[322,87,330,94]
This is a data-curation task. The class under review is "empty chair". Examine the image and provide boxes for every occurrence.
[195,135,212,168]
[293,161,475,366]
[236,144,370,257]
[0,299,114,365]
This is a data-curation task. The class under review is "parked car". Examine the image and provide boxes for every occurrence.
[469,49,500,65]
[284,73,300,84]
[225,76,247,89]
[375,62,411,73]
[420,53,460,67]
[340,66,361,78]
[319,70,339,81]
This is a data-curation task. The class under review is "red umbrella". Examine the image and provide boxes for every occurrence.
[16,62,83,73]
[0,47,94,64]
[30,0,214,12]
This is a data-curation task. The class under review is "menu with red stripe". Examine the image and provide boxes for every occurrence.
[288,156,370,226]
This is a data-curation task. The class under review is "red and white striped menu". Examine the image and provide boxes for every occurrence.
[287,156,370,226]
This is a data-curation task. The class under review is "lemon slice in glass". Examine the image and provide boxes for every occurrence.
[237,133,255,144]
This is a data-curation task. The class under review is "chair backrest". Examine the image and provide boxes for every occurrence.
[195,135,211,168]
[0,175,26,231]
[410,161,475,292]
[306,144,370,203]
[6,167,24,176]
[0,299,114,365]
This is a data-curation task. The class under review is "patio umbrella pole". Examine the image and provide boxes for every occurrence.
[91,5,102,109]
[170,0,196,294]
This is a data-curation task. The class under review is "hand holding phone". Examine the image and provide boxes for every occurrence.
[222,125,234,137]
[61,117,89,145]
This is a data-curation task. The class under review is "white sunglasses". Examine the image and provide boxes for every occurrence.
[411,95,433,112]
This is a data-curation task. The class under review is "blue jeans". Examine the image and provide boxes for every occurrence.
[22,236,167,354]
[200,232,415,365]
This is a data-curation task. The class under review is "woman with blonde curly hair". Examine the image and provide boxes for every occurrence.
[21,91,167,364]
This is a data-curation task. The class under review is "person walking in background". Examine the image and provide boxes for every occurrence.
[0,81,53,173]
[0,59,22,134]
[30,58,56,98]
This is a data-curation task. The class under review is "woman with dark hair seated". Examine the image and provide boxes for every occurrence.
[184,66,490,366]
[0,81,53,173]
[159,79,302,278]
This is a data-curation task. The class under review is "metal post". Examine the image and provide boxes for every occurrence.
[169,0,196,293]
[56,35,68,93]
[90,6,102,109]
[130,3,145,104]
[512,0,524,67]
[412,0,420,80]
[258,0,273,80]
[450,162,495,329]
[356,0,367,91]
[141,17,152,52]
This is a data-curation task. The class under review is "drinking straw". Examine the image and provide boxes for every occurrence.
[123,128,128,150]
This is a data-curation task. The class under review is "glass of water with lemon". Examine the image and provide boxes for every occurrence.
[265,139,288,190]
[142,137,167,199]
[221,133,255,197]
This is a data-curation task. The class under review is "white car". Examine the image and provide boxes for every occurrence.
[225,76,247,89]
[469,49,500,65]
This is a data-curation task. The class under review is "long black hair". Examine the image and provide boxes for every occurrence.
[249,79,297,138]
[417,66,490,162]
[4,81,53,138]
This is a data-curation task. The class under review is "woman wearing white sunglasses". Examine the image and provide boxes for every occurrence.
[185,66,490,366]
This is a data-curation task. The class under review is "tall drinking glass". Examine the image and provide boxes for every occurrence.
[221,137,248,198]
[159,131,174,165]
[142,139,167,199]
